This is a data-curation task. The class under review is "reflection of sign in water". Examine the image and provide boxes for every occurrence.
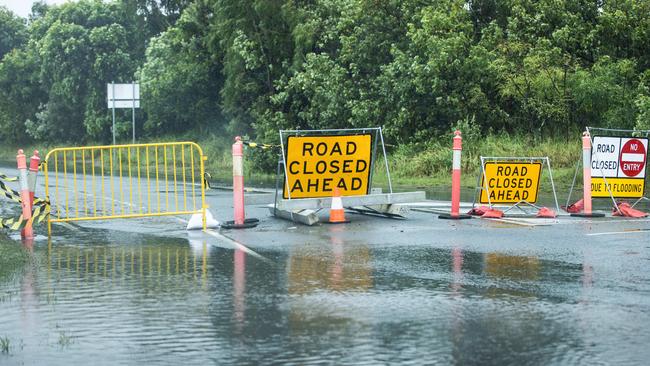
[287,245,372,294]
[284,134,372,199]
[591,136,647,198]
[480,162,542,203]
[485,253,540,280]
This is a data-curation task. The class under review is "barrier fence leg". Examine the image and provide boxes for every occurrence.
[440,130,471,220]
[572,131,604,218]
[17,149,34,239]
[222,136,259,229]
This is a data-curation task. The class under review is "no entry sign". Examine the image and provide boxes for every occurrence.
[619,138,646,177]
[283,134,373,199]
[591,136,648,198]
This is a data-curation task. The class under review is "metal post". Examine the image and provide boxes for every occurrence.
[379,128,393,194]
[132,81,136,143]
[111,81,116,145]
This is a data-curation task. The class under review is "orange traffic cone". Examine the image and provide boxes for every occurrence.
[328,188,350,224]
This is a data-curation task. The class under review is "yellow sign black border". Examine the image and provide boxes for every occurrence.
[480,161,543,204]
[282,133,374,199]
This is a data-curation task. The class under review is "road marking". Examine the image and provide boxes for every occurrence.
[558,218,650,224]
[586,229,650,236]
[204,229,273,264]
[174,216,272,264]
[46,183,272,263]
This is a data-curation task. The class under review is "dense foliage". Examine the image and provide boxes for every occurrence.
[0,0,649,150]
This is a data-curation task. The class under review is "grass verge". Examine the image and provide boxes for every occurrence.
[0,133,582,190]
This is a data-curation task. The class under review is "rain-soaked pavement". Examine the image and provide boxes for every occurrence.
[1,168,650,365]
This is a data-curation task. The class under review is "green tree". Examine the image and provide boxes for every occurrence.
[0,47,45,141]
[0,6,27,60]
[139,0,223,135]
[21,0,141,142]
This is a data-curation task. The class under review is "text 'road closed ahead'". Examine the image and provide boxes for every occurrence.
[284,134,373,199]
[480,162,542,204]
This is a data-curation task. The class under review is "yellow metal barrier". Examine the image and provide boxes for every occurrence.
[43,142,207,235]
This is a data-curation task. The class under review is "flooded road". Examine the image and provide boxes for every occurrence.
[1,210,650,365]
[0,164,649,365]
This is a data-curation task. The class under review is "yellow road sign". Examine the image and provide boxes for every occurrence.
[591,177,645,198]
[284,134,372,199]
[480,162,542,204]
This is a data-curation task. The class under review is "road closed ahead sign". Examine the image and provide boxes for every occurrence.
[480,162,542,204]
[591,136,648,198]
[284,134,373,199]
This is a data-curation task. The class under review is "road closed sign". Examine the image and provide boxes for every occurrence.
[591,136,648,198]
[283,134,373,199]
[480,162,542,204]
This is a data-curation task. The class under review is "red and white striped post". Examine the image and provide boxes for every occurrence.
[17,149,34,239]
[233,136,245,226]
[571,131,604,217]
[28,150,40,206]
[221,136,259,229]
[440,130,471,219]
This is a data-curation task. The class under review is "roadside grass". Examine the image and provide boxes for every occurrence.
[0,242,28,280]
[0,336,9,354]
[0,133,582,190]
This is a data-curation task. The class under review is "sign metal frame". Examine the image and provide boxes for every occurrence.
[566,127,650,214]
[474,156,560,215]
[282,133,374,199]
[278,127,391,201]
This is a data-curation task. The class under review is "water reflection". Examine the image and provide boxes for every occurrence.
[233,249,245,331]
[484,253,540,280]
[287,241,373,294]
[44,242,209,279]
[0,229,645,365]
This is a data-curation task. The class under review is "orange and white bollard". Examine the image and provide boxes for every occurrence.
[28,150,40,206]
[571,131,604,218]
[440,130,471,220]
[221,136,259,229]
[17,149,34,239]
[233,136,245,225]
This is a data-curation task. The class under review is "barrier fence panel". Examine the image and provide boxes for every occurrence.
[43,142,207,235]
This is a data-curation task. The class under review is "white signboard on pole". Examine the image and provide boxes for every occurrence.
[107,82,140,144]
[107,83,140,108]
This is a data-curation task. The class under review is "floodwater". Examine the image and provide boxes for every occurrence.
[1,215,650,365]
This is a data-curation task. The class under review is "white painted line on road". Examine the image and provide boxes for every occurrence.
[557,218,650,224]
[174,216,272,264]
[586,229,650,236]
[204,229,273,263]
[488,218,557,226]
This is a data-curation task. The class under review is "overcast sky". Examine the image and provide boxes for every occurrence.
[0,0,73,18]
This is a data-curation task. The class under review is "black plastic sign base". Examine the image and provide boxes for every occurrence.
[324,219,351,224]
[221,218,260,229]
[570,212,606,218]
[438,213,472,220]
